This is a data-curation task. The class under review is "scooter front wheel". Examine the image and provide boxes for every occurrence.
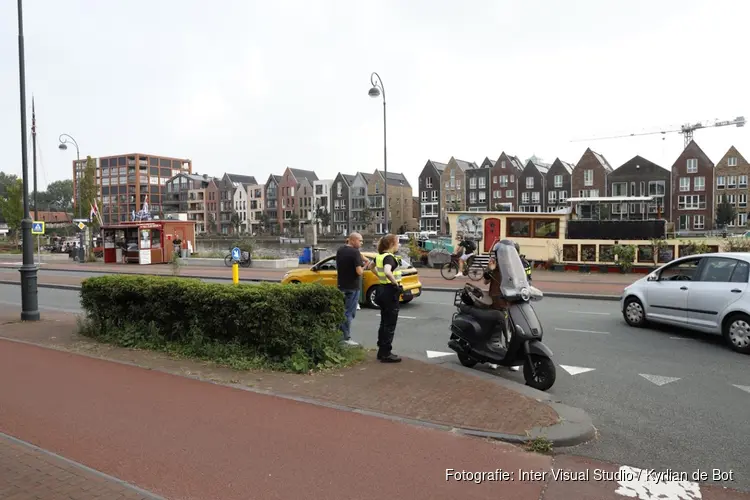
[523,354,556,391]
[457,352,478,368]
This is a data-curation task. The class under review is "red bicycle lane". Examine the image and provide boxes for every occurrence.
[0,339,550,500]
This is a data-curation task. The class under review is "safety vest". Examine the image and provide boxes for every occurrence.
[523,259,532,276]
[375,252,403,285]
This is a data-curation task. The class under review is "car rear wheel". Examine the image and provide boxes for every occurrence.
[623,296,646,327]
[722,313,750,354]
[366,286,379,308]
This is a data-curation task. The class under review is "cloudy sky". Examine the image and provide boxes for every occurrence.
[0,0,747,192]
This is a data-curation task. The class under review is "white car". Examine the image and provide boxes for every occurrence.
[621,252,750,354]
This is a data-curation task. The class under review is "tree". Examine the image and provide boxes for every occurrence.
[259,212,270,234]
[289,212,300,236]
[716,200,737,228]
[0,172,19,197]
[44,180,74,211]
[318,207,330,233]
[0,178,24,243]
[361,204,374,233]
[207,212,217,234]
[230,211,242,234]
[78,156,99,227]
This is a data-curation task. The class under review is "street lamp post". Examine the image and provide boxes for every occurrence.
[15,0,39,321]
[368,72,388,234]
[58,133,84,262]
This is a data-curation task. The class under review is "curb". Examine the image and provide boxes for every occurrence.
[0,335,596,448]
[0,269,623,302]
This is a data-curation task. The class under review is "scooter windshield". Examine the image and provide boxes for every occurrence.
[493,243,530,300]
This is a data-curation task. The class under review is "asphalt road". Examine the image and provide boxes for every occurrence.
[1,282,749,491]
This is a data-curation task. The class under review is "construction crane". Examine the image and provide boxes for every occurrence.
[571,116,746,149]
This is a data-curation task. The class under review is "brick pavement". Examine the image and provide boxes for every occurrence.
[0,432,162,500]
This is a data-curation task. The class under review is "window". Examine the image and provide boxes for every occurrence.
[728,157,738,167]
[470,192,476,203]
[659,257,702,280]
[648,180,665,196]
[611,182,627,196]
[554,175,563,188]
[533,219,559,238]
[727,176,737,188]
[740,194,747,208]
[469,177,477,189]
[687,158,698,173]
[584,169,593,186]
[507,218,531,237]
[478,177,486,188]
[521,192,530,203]
[559,191,567,202]
[693,214,704,229]
[694,176,705,191]
[421,191,427,201]
[526,177,534,188]
[680,177,690,191]
[425,178,432,188]
[678,195,706,210]
[548,191,557,203]
[740,175,748,188]
[717,176,725,189]
[505,190,514,198]
[531,192,540,203]
[699,257,743,282]
[499,175,508,187]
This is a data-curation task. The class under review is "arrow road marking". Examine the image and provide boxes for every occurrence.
[559,365,596,376]
[614,465,701,499]
[425,350,454,359]
[555,328,610,335]
[732,384,750,394]
[639,374,681,386]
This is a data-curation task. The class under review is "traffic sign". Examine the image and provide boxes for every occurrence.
[231,247,241,261]
[31,221,45,235]
[77,222,86,231]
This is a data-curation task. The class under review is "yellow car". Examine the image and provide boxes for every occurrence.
[280,251,423,308]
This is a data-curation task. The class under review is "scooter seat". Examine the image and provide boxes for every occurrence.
[458,303,506,325]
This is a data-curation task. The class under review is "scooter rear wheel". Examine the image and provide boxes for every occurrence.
[523,354,556,391]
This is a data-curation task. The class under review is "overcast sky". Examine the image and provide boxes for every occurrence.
[1,0,748,192]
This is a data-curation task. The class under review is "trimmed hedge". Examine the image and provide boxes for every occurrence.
[79,275,353,371]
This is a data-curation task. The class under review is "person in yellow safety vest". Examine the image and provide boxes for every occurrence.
[514,242,532,282]
[373,233,403,363]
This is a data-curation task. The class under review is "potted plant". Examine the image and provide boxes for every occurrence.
[613,244,635,274]
[407,237,423,267]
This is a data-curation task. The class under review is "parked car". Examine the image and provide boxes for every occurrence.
[281,251,423,308]
[621,252,750,354]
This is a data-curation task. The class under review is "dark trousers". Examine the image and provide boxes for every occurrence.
[376,284,400,357]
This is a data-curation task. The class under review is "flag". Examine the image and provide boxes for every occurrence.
[91,200,103,226]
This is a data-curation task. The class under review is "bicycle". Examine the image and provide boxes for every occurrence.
[441,253,483,281]
[224,251,252,268]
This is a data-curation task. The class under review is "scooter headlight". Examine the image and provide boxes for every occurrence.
[521,287,530,301]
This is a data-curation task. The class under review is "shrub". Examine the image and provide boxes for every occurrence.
[79,275,362,372]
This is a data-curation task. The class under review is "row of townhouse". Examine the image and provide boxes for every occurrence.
[163,166,418,235]
[417,142,750,234]
[265,168,418,236]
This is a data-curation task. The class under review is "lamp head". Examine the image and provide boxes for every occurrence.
[368,87,380,98]
[58,143,68,151]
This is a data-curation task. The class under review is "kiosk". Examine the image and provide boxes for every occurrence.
[100,220,196,265]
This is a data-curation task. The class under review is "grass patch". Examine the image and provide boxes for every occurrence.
[524,436,553,454]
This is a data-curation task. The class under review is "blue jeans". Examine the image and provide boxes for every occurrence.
[339,288,360,340]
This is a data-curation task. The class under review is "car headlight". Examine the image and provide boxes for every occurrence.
[521,287,530,301]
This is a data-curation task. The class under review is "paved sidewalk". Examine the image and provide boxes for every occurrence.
[0,262,633,296]
[0,432,162,500]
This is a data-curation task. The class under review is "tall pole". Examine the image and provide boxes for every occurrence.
[369,72,387,233]
[32,96,37,221]
[16,0,40,321]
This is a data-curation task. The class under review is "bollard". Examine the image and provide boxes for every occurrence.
[232,262,239,284]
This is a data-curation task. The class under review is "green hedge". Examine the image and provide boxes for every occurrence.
[79,275,356,372]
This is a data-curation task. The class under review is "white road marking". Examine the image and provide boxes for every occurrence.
[576,311,611,316]
[555,327,610,335]
[639,374,681,386]
[376,314,417,319]
[559,365,596,375]
[732,384,750,394]
[669,336,694,340]
[425,350,454,359]
[614,464,701,499]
